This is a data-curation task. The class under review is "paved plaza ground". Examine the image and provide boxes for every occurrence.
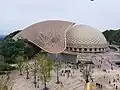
[8,64,120,90]
[1,51,120,90]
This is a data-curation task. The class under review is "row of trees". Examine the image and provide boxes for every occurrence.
[0,76,13,90]
[0,30,42,75]
[0,30,93,90]
[35,53,53,89]
[0,53,53,90]
[15,53,63,90]
[0,30,63,90]
[0,51,93,90]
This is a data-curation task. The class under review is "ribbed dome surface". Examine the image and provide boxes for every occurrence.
[66,25,107,48]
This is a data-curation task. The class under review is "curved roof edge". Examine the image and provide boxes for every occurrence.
[13,20,75,53]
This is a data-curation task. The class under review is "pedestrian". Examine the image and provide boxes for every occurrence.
[113,79,115,82]
[37,78,39,82]
[60,82,63,87]
[104,75,105,79]
[100,84,102,88]
[117,78,119,81]
[62,70,63,73]
[37,85,39,88]
[35,84,36,88]
[91,79,93,82]
[111,67,113,70]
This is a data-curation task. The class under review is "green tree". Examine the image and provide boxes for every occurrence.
[15,56,24,75]
[32,58,37,86]
[53,58,62,84]
[0,55,16,78]
[23,56,31,79]
[24,42,36,58]
[102,30,119,45]
[79,62,92,83]
[35,53,52,90]
[0,75,13,90]
[0,55,6,75]
[0,38,25,64]
[113,30,120,45]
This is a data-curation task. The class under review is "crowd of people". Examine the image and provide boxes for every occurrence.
[104,74,120,89]
[94,57,120,90]
[57,59,120,90]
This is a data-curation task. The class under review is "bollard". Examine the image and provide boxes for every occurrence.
[84,83,92,90]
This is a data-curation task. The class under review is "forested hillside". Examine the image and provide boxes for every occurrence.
[102,29,120,45]
[0,30,42,63]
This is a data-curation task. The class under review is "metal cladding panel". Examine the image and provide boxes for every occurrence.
[18,20,75,53]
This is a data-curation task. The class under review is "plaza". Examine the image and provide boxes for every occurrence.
[9,20,120,90]
[8,64,120,90]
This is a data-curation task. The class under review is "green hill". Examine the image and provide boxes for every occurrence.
[102,29,120,45]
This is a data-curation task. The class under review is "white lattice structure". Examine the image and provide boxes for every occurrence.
[13,20,75,53]
[13,20,109,53]
[65,25,109,53]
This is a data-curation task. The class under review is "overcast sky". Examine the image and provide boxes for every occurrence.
[0,0,120,35]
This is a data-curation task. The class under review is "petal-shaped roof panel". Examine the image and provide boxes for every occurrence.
[13,20,75,53]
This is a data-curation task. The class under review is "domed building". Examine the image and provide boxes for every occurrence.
[56,24,110,64]
[65,24,108,53]
[59,24,110,64]
[13,20,119,65]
